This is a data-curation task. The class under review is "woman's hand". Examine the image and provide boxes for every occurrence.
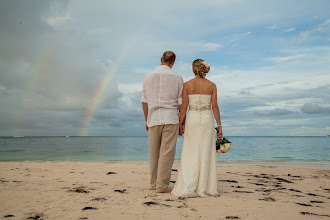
[217,126,223,140]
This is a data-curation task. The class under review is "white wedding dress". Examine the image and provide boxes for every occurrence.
[172,94,219,197]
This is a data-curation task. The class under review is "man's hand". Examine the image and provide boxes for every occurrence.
[179,123,185,136]
[146,124,149,132]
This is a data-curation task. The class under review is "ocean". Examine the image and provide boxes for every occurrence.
[0,136,329,166]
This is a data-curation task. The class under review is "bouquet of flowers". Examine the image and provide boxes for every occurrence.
[215,127,232,154]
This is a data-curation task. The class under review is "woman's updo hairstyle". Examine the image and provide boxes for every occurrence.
[192,59,210,78]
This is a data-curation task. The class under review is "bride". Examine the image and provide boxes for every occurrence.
[171,59,222,198]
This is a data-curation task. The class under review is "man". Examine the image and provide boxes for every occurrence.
[141,51,183,193]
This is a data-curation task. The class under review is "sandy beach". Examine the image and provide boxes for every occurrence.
[0,162,329,220]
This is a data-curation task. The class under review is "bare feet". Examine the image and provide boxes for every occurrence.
[159,188,172,193]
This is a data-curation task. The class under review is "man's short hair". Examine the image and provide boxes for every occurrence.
[162,51,176,64]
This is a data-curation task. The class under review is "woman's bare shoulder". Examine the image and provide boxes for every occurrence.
[205,78,216,87]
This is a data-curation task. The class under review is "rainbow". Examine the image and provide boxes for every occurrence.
[13,42,54,136]
[79,43,131,136]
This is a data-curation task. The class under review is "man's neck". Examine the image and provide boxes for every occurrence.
[161,63,172,68]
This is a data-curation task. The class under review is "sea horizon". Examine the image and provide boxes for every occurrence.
[1,136,329,167]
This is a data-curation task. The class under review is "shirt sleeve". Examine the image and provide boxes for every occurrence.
[141,79,147,103]
[177,77,183,105]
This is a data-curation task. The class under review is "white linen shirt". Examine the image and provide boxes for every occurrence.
[141,65,183,128]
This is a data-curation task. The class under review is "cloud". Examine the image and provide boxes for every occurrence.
[267,24,279,30]
[265,54,305,63]
[284,27,296,32]
[301,103,330,114]
[254,108,295,116]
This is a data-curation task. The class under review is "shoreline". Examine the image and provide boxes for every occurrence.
[0,162,329,219]
[1,160,329,168]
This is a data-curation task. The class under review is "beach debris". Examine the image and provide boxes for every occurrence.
[289,189,301,193]
[143,201,159,206]
[106,172,117,175]
[68,186,89,193]
[171,169,178,172]
[310,200,324,203]
[143,201,171,207]
[225,216,241,219]
[231,186,243,188]
[170,181,176,183]
[274,177,292,183]
[296,203,312,207]
[91,197,107,202]
[177,202,188,208]
[82,207,98,210]
[255,183,265,186]
[79,217,88,220]
[178,197,187,200]
[114,189,126,193]
[259,197,276,202]
[307,193,319,197]
[287,174,290,176]
[27,215,42,219]
[219,179,238,183]
[165,199,174,201]
[4,215,15,218]
[234,190,254,193]
[300,212,330,217]
[190,208,197,211]
[27,212,45,220]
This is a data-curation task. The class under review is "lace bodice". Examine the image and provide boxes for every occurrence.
[188,94,211,111]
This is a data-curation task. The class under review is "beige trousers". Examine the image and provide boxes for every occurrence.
[148,124,179,192]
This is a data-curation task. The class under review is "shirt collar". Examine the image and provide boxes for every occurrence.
[158,65,171,70]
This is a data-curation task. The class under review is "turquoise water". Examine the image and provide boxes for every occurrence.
[0,136,329,165]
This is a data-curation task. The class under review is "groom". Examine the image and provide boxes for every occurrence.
[141,51,183,193]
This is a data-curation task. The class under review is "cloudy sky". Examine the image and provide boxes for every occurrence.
[0,0,329,136]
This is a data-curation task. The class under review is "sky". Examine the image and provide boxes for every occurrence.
[0,0,329,136]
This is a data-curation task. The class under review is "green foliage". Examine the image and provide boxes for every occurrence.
[215,127,231,150]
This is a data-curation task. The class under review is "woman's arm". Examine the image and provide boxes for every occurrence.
[211,85,223,139]
[179,85,188,124]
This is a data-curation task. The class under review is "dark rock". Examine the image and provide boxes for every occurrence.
[82,207,98,210]
[288,174,291,176]
[79,218,88,220]
[165,199,174,201]
[170,181,176,183]
[274,177,292,183]
[296,203,312,206]
[307,193,319,196]
[234,190,253,193]
[300,212,330,217]
[225,216,240,219]
[178,197,187,200]
[106,172,117,175]
[114,189,126,193]
[91,197,107,202]
[255,183,265,186]
[219,180,238,183]
[171,169,178,172]
[259,197,276,202]
[68,189,89,193]
[144,201,159,206]
[4,215,15,218]
[289,189,301,193]
[310,200,324,203]
[27,215,42,219]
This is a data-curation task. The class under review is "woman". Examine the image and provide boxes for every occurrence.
[171,59,222,197]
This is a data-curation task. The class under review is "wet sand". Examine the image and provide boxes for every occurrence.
[0,162,329,219]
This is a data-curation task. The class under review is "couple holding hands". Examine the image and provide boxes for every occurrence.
[142,51,222,198]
